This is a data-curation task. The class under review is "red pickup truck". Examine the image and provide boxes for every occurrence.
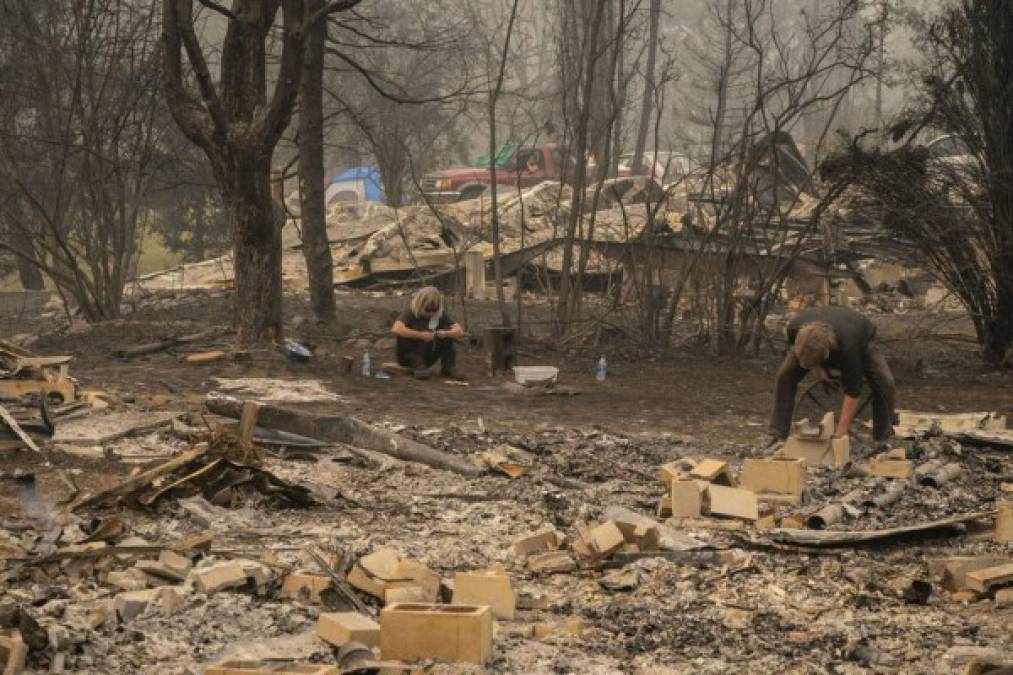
[420,143,564,203]
[419,143,692,203]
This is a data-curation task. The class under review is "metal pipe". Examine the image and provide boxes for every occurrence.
[806,489,864,529]
[920,462,964,488]
[867,480,907,509]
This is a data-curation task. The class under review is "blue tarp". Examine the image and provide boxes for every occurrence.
[328,166,385,203]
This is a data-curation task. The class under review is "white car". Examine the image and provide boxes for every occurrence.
[616,152,695,183]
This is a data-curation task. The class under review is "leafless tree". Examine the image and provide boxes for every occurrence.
[0,0,165,320]
[295,0,337,324]
[161,0,360,345]
[837,0,1013,366]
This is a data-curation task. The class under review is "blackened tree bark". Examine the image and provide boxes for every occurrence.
[631,0,660,174]
[162,0,358,345]
[298,0,337,324]
[7,206,45,290]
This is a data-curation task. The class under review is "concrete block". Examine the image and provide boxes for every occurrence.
[706,485,759,521]
[158,550,193,579]
[114,587,184,623]
[384,585,427,605]
[106,568,149,591]
[670,480,704,518]
[867,458,913,479]
[965,563,1013,593]
[588,521,625,558]
[204,660,338,675]
[935,557,1010,591]
[317,612,380,648]
[657,460,694,487]
[740,458,805,496]
[347,549,439,602]
[526,551,575,574]
[570,522,594,559]
[531,618,583,640]
[189,562,249,594]
[656,495,672,518]
[997,500,1013,543]
[832,436,850,466]
[395,561,440,603]
[690,459,733,485]
[995,588,1013,608]
[379,603,493,665]
[756,493,801,506]
[281,571,332,603]
[452,568,515,619]
[612,518,660,551]
[780,434,849,468]
[794,412,834,439]
[781,514,805,529]
[135,557,188,583]
[0,628,27,675]
[509,528,564,558]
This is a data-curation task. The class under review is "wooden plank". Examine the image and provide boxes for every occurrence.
[70,445,210,511]
[238,401,261,449]
[205,395,482,477]
[0,378,76,403]
[15,356,72,368]
[0,403,40,452]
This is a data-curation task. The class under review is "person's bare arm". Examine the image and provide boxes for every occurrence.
[836,395,861,437]
[392,319,434,342]
[436,322,464,339]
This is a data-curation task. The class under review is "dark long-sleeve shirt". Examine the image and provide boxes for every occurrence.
[395,308,455,357]
[787,307,876,397]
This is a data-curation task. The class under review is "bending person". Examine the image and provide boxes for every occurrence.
[769,306,895,443]
[391,286,463,379]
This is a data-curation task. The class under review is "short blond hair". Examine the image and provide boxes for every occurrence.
[794,321,836,369]
[410,286,444,317]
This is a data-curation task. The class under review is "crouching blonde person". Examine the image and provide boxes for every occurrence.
[769,306,895,444]
[391,287,463,379]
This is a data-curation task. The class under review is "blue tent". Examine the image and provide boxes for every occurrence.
[327,166,386,204]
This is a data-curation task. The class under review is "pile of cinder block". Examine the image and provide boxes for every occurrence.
[659,458,767,521]
[656,452,810,529]
[305,548,516,666]
[777,412,850,468]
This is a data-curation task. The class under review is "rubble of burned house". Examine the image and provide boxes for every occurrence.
[1,357,1011,674]
[123,152,956,322]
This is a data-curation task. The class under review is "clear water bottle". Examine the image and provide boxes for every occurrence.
[361,350,371,376]
[595,355,607,381]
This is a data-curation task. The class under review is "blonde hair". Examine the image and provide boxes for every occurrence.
[794,321,836,369]
[410,286,444,317]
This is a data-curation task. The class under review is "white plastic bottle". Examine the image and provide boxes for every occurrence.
[361,350,371,376]
[595,355,607,381]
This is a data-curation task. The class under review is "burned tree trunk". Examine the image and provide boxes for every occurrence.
[297,0,337,324]
[162,0,359,345]
[8,211,45,291]
[225,154,284,343]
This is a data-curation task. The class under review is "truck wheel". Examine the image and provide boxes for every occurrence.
[459,185,487,202]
